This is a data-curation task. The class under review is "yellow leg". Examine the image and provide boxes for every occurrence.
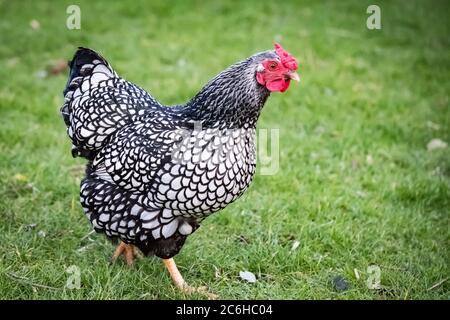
[163,258,218,300]
[111,241,140,266]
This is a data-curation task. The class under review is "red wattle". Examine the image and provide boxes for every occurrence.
[266,79,290,92]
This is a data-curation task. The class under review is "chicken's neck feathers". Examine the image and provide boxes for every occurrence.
[178,60,270,129]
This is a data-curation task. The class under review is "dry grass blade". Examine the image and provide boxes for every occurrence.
[427,278,448,291]
[5,272,60,291]
[80,230,95,242]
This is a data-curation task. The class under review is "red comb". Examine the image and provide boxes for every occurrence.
[274,43,298,70]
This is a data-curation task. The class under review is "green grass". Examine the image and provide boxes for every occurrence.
[0,0,449,299]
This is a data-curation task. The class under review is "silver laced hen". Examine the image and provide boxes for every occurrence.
[61,43,299,297]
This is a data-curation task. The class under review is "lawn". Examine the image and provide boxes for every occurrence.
[0,0,448,299]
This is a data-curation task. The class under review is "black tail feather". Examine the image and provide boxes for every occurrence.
[63,47,109,96]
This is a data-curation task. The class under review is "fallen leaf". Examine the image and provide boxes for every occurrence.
[427,138,447,151]
[291,240,300,251]
[239,271,256,283]
[48,60,67,76]
[30,19,40,30]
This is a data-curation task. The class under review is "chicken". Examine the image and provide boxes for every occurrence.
[60,43,299,298]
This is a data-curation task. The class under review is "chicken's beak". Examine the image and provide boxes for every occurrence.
[286,71,300,82]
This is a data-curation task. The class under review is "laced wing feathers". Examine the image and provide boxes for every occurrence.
[91,116,188,192]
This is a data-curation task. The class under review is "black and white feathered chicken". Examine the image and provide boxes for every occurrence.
[61,43,299,297]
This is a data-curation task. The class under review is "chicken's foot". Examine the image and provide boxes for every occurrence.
[111,241,141,266]
[163,258,218,300]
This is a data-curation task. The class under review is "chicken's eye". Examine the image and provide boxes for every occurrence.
[268,62,277,71]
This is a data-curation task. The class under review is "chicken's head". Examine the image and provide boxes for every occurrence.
[256,43,299,93]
